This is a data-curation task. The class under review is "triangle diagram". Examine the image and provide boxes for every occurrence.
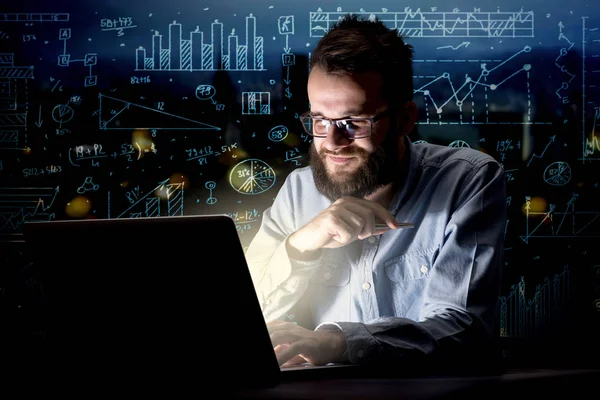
[98,94,220,131]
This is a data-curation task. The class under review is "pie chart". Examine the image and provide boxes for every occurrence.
[229,159,276,195]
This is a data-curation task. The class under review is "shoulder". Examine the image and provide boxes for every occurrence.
[275,165,320,201]
[413,141,503,175]
[285,165,313,182]
[270,166,331,227]
[279,166,316,192]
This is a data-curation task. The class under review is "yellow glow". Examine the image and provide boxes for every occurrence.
[586,134,600,155]
[168,173,189,188]
[120,181,129,188]
[132,129,150,142]
[65,195,92,217]
[132,129,155,157]
[521,196,547,215]
[283,134,301,147]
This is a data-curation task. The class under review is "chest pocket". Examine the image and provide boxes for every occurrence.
[383,248,436,318]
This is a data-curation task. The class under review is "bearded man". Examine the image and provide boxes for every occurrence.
[245,14,506,371]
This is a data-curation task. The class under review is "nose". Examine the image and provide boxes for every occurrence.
[320,124,352,151]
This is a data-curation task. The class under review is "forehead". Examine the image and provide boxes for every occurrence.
[307,67,385,115]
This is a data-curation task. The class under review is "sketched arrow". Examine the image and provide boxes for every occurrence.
[284,65,291,85]
[34,105,43,127]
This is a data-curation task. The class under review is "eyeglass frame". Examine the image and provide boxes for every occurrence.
[299,108,392,139]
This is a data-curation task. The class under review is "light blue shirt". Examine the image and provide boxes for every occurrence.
[245,137,506,366]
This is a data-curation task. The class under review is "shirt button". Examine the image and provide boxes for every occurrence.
[357,349,365,358]
[362,282,371,290]
[420,265,428,273]
[367,236,377,244]
[324,272,332,280]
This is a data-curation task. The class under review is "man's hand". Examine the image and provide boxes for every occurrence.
[267,320,347,367]
[287,197,399,259]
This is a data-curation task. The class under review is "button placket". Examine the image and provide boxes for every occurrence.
[358,234,380,320]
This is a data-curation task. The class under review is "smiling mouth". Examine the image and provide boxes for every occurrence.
[327,155,355,164]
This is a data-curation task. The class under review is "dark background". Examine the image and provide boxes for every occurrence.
[0,0,599,365]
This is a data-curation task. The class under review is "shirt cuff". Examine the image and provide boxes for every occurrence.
[285,235,324,265]
[314,322,350,363]
[335,321,379,365]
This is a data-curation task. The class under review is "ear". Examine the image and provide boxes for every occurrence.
[396,101,418,137]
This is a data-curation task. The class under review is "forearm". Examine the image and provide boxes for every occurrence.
[286,232,323,261]
[247,233,323,322]
[333,310,491,366]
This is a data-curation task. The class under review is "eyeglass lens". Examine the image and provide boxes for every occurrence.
[301,117,371,138]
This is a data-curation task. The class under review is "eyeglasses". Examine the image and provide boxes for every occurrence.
[299,108,391,139]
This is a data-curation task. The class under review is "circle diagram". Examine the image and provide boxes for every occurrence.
[229,159,276,195]
[544,161,571,186]
[268,125,289,142]
[52,104,74,124]
[448,140,470,148]
[195,84,216,100]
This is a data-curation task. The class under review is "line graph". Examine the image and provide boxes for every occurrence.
[581,16,600,162]
[520,193,600,243]
[310,9,534,38]
[413,47,551,125]
[527,135,556,167]
[583,107,600,159]
[0,186,59,242]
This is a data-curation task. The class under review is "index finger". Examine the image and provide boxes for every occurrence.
[351,198,400,229]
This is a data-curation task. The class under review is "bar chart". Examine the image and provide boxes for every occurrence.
[134,14,265,71]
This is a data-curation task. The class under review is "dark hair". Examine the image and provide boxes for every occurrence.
[310,14,414,106]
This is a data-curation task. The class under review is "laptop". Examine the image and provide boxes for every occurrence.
[16,215,282,392]
[15,214,354,394]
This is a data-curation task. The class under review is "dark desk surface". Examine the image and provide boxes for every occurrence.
[234,368,600,400]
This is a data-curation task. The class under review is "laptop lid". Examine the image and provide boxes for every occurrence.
[18,214,281,392]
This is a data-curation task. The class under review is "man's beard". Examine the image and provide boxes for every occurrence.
[309,134,399,201]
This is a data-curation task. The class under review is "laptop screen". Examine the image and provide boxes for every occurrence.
[19,215,280,390]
